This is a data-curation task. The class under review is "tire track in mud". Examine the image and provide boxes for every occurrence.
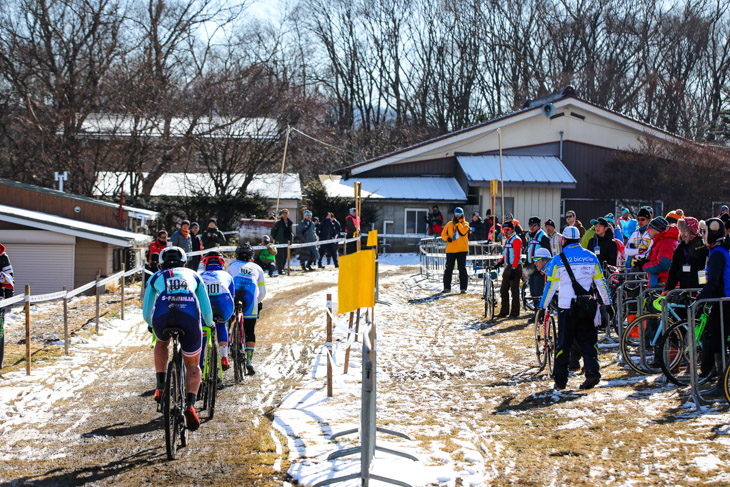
[0,277,337,486]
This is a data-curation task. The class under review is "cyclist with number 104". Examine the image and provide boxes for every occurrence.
[199,253,236,372]
[143,246,214,432]
[227,243,266,376]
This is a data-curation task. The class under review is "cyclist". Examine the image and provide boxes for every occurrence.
[199,253,236,372]
[143,246,213,432]
[227,243,266,375]
[496,221,522,318]
[525,216,552,311]
[625,206,653,272]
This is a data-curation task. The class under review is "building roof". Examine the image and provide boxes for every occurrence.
[94,172,302,200]
[0,205,152,247]
[337,87,687,176]
[320,175,467,201]
[76,114,278,140]
[457,155,576,188]
[0,177,159,220]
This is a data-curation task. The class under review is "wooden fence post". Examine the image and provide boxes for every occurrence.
[24,285,30,375]
[95,272,100,334]
[63,286,69,356]
[343,311,354,374]
[287,241,291,276]
[326,293,333,397]
[120,263,126,321]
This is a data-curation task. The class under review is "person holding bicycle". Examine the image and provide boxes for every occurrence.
[496,221,522,318]
[199,253,236,371]
[227,243,266,375]
[538,226,612,391]
[143,246,213,432]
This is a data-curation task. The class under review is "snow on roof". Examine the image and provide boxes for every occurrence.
[457,155,576,187]
[320,175,467,201]
[0,205,152,247]
[77,114,278,140]
[94,172,302,200]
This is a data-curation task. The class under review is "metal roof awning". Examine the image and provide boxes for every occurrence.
[320,175,467,201]
[457,155,576,188]
[0,205,152,247]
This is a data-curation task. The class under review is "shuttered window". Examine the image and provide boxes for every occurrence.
[4,243,75,295]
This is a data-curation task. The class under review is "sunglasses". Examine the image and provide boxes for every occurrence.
[638,217,648,222]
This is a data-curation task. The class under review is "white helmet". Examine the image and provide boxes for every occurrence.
[159,246,187,269]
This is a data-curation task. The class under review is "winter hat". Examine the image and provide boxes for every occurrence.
[528,216,541,226]
[622,208,630,215]
[502,221,514,230]
[349,208,356,215]
[561,226,581,240]
[191,221,199,228]
[208,217,217,224]
[304,210,312,217]
[534,248,552,260]
[545,219,556,228]
[722,205,729,212]
[706,218,725,245]
[665,211,681,224]
[313,216,320,222]
[454,207,464,216]
[604,213,615,224]
[637,207,652,220]
[181,219,190,226]
[649,216,668,233]
[472,211,480,218]
[262,235,271,243]
[278,209,284,216]
[678,217,700,237]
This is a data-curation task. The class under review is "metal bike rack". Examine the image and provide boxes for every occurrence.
[661,288,702,335]
[615,278,649,347]
[687,296,730,407]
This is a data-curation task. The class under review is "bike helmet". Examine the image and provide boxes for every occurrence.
[159,246,187,270]
[202,254,225,270]
[705,218,724,246]
[235,242,254,261]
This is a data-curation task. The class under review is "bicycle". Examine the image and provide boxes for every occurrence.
[198,323,220,420]
[161,328,188,460]
[534,302,557,376]
[658,304,713,386]
[482,267,498,321]
[229,302,248,384]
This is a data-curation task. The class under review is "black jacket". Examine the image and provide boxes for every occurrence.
[469,218,485,241]
[271,218,293,244]
[665,236,709,291]
[588,228,618,268]
[201,227,226,249]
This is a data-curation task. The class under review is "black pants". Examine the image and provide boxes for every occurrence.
[0,308,4,370]
[700,302,730,373]
[499,264,522,316]
[444,252,468,292]
[527,267,545,309]
[275,249,288,274]
[255,258,276,276]
[554,308,600,387]
[319,243,339,266]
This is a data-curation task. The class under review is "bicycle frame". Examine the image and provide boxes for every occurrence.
[687,297,730,406]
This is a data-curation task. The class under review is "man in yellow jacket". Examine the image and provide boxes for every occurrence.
[441,207,471,293]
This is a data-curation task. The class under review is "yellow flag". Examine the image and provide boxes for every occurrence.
[338,249,375,314]
[366,230,378,247]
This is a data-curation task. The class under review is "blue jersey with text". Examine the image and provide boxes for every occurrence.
[200,269,235,323]
[227,260,266,318]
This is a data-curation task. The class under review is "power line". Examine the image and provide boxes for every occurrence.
[290,127,361,157]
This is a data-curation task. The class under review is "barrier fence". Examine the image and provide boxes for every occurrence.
[0,264,146,375]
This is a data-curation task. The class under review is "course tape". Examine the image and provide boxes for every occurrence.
[0,294,25,308]
[124,265,145,277]
[97,271,125,287]
[27,290,68,303]
[66,281,96,298]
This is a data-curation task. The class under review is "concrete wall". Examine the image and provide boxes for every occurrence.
[74,238,113,288]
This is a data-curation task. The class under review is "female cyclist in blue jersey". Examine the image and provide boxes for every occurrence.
[199,253,236,371]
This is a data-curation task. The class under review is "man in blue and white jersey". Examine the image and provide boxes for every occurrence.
[199,253,235,371]
[143,246,213,431]
[539,226,612,391]
[227,243,266,375]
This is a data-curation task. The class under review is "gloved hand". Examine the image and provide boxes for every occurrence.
[629,243,637,249]
[606,305,615,320]
[537,308,546,322]
[447,237,453,242]
[258,302,263,313]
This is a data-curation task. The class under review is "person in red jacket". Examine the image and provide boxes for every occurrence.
[0,242,13,370]
[643,217,679,288]
[496,221,523,318]
[145,230,168,285]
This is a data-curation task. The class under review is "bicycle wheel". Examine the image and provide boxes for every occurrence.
[723,362,730,403]
[658,321,711,387]
[484,276,495,321]
[488,280,496,322]
[620,313,662,375]
[231,318,245,384]
[545,312,557,378]
[534,313,547,371]
[199,342,210,413]
[164,359,180,460]
[179,360,187,448]
[207,343,218,420]
[521,282,535,311]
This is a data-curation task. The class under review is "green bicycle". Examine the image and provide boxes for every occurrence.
[198,323,221,420]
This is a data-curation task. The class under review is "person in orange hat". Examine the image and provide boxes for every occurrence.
[665,211,682,225]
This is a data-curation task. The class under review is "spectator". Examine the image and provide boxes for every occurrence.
[605,213,623,242]
[625,207,654,272]
[545,219,561,255]
[643,216,679,288]
[318,212,340,268]
[296,210,319,271]
[271,209,293,275]
[187,222,203,271]
[665,211,681,225]
[484,209,493,239]
[675,209,685,218]
[589,217,618,268]
[619,208,637,243]
[719,205,729,217]
[565,210,586,237]
[0,243,13,370]
[441,207,470,293]
[170,220,192,253]
[201,218,226,250]
[487,216,502,241]
[496,221,523,317]
[426,205,444,235]
[526,216,552,310]
[345,208,360,254]
[664,217,707,293]
[255,235,277,277]
[145,230,168,284]
[469,212,485,241]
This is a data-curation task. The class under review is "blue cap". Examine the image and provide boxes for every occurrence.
[454,207,464,215]
[304,210,312,217]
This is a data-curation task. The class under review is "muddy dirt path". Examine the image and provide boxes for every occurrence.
[0,273,338,486]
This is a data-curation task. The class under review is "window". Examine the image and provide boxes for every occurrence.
[493,198,515,219]
[404,208,428,234]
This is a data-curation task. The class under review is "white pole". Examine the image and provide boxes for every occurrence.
[275,125,291,216]
[498,128,505,243]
